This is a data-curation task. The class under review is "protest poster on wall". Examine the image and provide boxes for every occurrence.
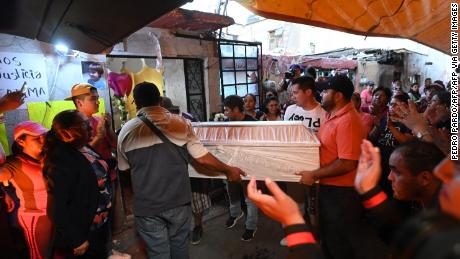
[27,99,105,129]
[0,52,49,108]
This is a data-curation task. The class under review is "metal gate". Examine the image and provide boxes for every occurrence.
[184,58,207,121]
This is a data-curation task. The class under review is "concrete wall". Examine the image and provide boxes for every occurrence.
[109,27,222,117]
[378,64,401,90]
[406,51,451,87]
[231,20,315,55]
[163,59,187,112]
[357,61,380,90]
[356,51,450,93]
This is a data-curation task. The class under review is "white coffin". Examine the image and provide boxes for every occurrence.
[188,121,321,182]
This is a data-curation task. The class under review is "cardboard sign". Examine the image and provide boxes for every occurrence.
[0,123,8,156]
[27,99,105,129]
[0,52,49,108]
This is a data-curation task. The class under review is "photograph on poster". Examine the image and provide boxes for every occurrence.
[81,61,107,89]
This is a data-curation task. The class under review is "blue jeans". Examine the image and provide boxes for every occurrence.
[135,205,191,259]
[225,181,258,230]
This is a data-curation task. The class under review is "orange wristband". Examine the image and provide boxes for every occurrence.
[286,232,316,247]
[362,191,387,209]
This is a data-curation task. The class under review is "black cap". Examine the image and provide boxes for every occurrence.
[317,75,355,99]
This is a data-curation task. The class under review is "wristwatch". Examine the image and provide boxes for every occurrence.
[416,131,430,140]
[312,173,320,184]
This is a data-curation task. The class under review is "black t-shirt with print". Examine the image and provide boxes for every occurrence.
[375,114,412,195]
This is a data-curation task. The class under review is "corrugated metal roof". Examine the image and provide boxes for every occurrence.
[149,8,235,32]
[300,57,358,70]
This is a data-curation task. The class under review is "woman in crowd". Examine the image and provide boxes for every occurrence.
[369,93,415,195]
[0,121,52,259]
[265,90,278,100]
[424,90,450,129]
[368,86,392,138]
[43,110,112,258]
[260,97,282,121]
[351,93,373,134]
[408,83,421,102]
[360,80,374,113]
[244,94,264,120]
[416,84,443,113]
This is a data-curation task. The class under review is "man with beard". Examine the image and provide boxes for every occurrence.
[296,75,388,259]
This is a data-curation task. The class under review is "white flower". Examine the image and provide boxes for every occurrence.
[214,113,226,121]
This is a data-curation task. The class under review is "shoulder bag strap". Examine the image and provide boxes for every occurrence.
[138,114,189,164]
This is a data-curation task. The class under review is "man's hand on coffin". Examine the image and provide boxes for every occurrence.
[193,152,246,181]
[225,166,246,182]
[247,177,304,226]
[296,170,318,186]
[354,140,382,195]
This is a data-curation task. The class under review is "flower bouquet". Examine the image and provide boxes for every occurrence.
[213,113,226,122]
[108,72,132,126]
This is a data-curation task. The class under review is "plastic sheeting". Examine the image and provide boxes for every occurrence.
[189,121,320,182]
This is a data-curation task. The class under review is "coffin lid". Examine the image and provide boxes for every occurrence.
[192,121,321,146]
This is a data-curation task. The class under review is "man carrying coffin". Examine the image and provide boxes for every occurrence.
[296,75,388,259]
[117,82,245,259]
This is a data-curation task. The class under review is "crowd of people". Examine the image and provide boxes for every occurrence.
[0,64,458,259]
[0,82,245,259]
[214,67,457,259]
[0,83,119,259]
[245,68,458,259]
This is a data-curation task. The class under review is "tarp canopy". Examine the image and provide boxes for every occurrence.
[0,0,189,54]
[236,0,452,54]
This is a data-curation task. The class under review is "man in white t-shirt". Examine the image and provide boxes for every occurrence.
[280,76,326,246]
[284,76,326,132]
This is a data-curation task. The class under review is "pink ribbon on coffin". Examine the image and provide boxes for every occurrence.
[108,72,132,97]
